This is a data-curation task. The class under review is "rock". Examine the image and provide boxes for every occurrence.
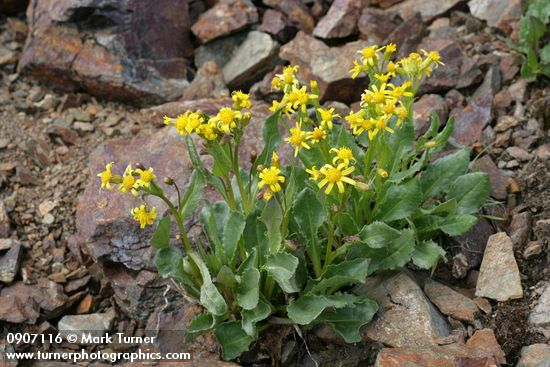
[369,0,404,7]
[0,294,40,324]
[473,155,507,200]
[280,32,369,103]
[58,310,116,342]
[358,8,399,44]
[466,329,506,364]
[34,93,59,110]
[0,238,17,251]
[476,232,523,301]
[38,199,56,216]
[523,241,543,259]
[75,99,277,322]
[474,297,492,314]
[452,217,494,270]
[468,0,521,34]
[1,279,68,320]
[412,94,448,136]
[374,344,499,366]
[355,271,450,347]
[529,285,550,337]
[424,279,479,323]
[222,31,279,89]
[0,243,22,283]
[76,294,93,314]
[534,144,549,162]
[506,146,533,162]
[517,344,550,367]
[393,0,465,22]
[0,343,17,367]
[452,66,500,146]
[494,115,518,132]
[312,0,363,39]
[419,37,482,94]
[181,61,228,101]
[0,0,29,15]
[191,0,258,43]
[263,0,315,33]
[508,211,532,247]
[19,0,192,105]
[42,213,55,225]
[534,219,550,246]
[195,32,248,69]
[0,200,9,238]
[385,13,426,58]
[259,9,297,43]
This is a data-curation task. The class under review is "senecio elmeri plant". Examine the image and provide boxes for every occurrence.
[97,44,490,360]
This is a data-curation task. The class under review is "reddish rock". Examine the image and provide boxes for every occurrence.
[259,9,297,43]
[374,344,499,366]
[280,31,369,103]
[452,66,500,146]
[181,61,228,101]
[385,13,427,58]
[0,200,9,238]
[473,155,508,200]
[313,0,364,39]
[508,211,532,247]
[263,0,315,33]
[191,0,258,43]
[369,0,404,8]
[19,0,192,105]
[358,8,399,43]
[0,294,40,324]
[468,0,521,35]
[412,94,448,136]
[393,0,464,22]
[419,37,482,93]
[466,329,506,364]
[424,279,479,323]
[453,217,494,270]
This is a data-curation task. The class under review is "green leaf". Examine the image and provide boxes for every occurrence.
[151,217,171,249]
[215,321,254,360]
[155,246,183,277]
[254,111,282,172]
[216,265,236,291]
[200,202,227,264]
[374,179,422,222]
[236,268,260,310]
[438,214,477,236]
[540,43,550,65]
[260,199,283,253]
[241,298,272,336]
[223,211,246,262]
[357,221,402,248]
[309,259,370,294]
[294,188,325,240]
[526,0,550,24]
[180,171,205,218]
[336,212,359,236]
[421,149,469,200]
[243,214,268,264]
[264,252,300,293]
[519,16,546,52]
[186,313,215,341]
[447,172,490,214]
[412,240,446,269]
[317,298,378,343]
[207,141,232,178]
[521,47,542,80]
[185,136,227,201]
[287,293,356,325]
[189,253,228,316]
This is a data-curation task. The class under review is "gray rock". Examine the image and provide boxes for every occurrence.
[312,0,363,39]
[394,0,464,22]
[0,200,9,238]
[58,310,116,343]
[195,32,248,69]
[424,279,479,323]
[222,31,279,89]
[0,242,22,283]
[355,271,450,347]
[509,211,532,247]
[468,0,521,33]
[507,146,533,162]
[181,61,228,101]
[523,241,543,259]
[517,344,550,367]
[0,238,18,251]
[476,232,523,301]
[529,285,550,338]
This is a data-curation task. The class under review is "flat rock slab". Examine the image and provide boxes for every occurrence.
[529,284,550,338]
[355,270,450,347]
[466,329,506,364]
[476,232,523,301]
[468,0,521,33]
[58,311,115,343]
[517,344,550,367]
[424,279,479,323]
[312,0,364,39]
[374,344,498,366]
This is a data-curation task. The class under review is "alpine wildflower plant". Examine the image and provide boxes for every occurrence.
[98,43,491,361]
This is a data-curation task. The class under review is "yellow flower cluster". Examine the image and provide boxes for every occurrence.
[270,66,318,117]
[97,162,158,228]
[164,91,252,140]
[307,147,357,195]
[258,152,284,201]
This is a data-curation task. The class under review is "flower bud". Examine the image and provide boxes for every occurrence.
[356,181,369,191]
[250,150,257,164]
[256,164,265,172]
[135,163,145,170]
[164,177,174,185]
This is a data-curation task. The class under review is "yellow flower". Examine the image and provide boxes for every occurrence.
[306,166,321,181]
[271,151,280,168]
[365,83,392,105]
[98,162,115,190]
[262,188,274,201]
[318,163,356,194]
[330,147,355,166]
[352,117,375,138]
[232,91,252,109]
[131,205,157,229]
[119,164,138,196]
[345,111,364,132]
[285,120,311,157]
[286,86,310,113]
[395,104,408,126]
[281,65,299,85]
[422,49,444,67]
[389,82,413,99]
[384,43,397,57]
[135,167,156,188]
[374,73,390,83]
[372,115,394,137]
[386,61,396,75]
[358,45,384,66]
[211,107,242,133]
[197,121,219,140]
[349,60,366,79]
[163,115,171,125]
[377,168,388,178]
[317,107,340,130]
[271,76,282,90]
[309,126,327,144]
[258,166,285,193]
